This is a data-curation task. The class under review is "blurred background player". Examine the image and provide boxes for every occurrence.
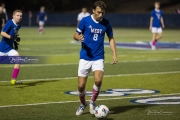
[1,3,8,21]
[77,7,90,26]
[0,6,6,30]
[37,6,47,34]
[74,1,118,116]
[149,1,165,50]
[0,9,22,84]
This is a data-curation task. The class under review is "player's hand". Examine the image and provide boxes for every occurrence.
[14,41,19,50]
[78,34,84,42]
[111,55,118,64]
[10,34,21,42]
[16,37,21,42]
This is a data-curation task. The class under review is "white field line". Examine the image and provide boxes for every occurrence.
[1,58,180,68]
[0,71,180,83]
[0,93,180,108]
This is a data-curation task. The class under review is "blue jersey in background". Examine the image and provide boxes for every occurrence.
[151,9,163,28]
[38,11,47,21]
[76,15,113,60]
[0,20,21,53]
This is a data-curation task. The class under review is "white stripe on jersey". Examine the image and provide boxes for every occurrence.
[76,28,82,33]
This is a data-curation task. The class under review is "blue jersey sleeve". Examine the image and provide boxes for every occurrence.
[151,11,154,17]
[2,21,11,33]
[161,11,163,18]
[76,18,85,34]
[106,22,113,37]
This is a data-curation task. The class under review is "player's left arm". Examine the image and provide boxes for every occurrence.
[44,13,47,21]
[160,11,165,28]
[106,21,118,64]
[160,17,165,28]
[109,36,118,64]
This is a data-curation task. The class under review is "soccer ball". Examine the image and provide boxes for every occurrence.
[94,105,109,119]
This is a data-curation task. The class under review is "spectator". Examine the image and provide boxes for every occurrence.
[77,7,90,26]
[1,3,8,21]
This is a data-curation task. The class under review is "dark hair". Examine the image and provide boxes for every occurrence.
[92,1,106,11]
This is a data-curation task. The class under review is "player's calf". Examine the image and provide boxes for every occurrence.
[89,84,101,114]
[76,90,87,115]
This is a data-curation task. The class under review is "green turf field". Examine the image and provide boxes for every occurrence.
[0,27,180,120]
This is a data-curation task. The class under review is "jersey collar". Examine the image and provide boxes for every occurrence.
[155,9,160,12]
[91,15,102,23]
[12,19,18,26]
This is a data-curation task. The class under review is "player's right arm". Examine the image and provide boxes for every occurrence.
[1,23,20,40]
[1,31,19,41]
[74,18,85,41]
[77,13,81,26]
[149,11,154,30]
[74,32,84,41]
[149,17,153,30]
[1,31,11,39]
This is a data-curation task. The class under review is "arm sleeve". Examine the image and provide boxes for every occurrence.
[161,11,163,18]
[151,11,154,17]
[76,18,85,34]
[2,22,11,33]
[106,22,113,37]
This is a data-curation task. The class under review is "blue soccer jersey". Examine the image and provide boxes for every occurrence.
[0,19,21,53]
[151,9,163,28]
[76,15,113,60]
[38,11,47,21]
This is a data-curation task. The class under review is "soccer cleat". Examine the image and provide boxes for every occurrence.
[89,101,96,115]
[76,104,87,116]
[11,79,22,85]
[150,42,156,50]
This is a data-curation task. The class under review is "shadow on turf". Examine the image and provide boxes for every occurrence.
[14,80,59,88]
[110,105,155,114]
[83,112,114,120]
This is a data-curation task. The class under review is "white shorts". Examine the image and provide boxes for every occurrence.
[78,59,104,77]
[152,27,162,33]
[39,21,45,26]
[0,49,19,56]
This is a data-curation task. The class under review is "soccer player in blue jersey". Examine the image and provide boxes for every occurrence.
[0,9,22,84]
[149,1,165,50]
[73,1,118,116]
[37,6,47,34]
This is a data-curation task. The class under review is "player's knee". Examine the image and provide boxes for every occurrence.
[159,34,162,38]
[94,81,102,87]
[78,83,86,92]
[78,86,85,92]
